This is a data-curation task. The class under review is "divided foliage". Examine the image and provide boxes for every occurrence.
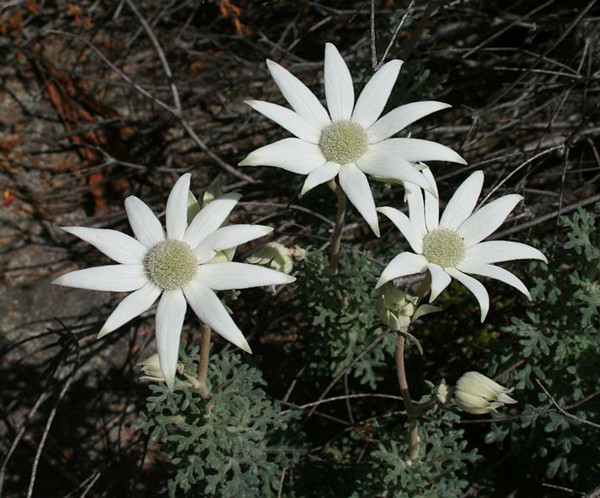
[485,205,600,491]
[137,349,303,497]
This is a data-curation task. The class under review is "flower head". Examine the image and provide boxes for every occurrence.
[376,169,547,321]
[454,371,517,415]
[240,43,465,236]
[54,174,295,389]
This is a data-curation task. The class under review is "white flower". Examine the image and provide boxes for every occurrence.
[53,174,295,389]
[376,169,547,321]
[454,371,517,415]
[240,42,465,236]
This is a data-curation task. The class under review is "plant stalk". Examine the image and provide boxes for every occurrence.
[396,332,420,460]
[327,179,347,275]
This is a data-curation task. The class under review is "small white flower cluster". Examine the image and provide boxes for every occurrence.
[54,43,546,402]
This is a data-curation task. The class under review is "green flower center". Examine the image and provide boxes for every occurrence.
[422,229,466,268]
[319,119,368,165]
[143,239,198,290]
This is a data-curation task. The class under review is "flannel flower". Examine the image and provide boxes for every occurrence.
[240,42,465,236]
[54,174,295,389]
[376,169,547,321]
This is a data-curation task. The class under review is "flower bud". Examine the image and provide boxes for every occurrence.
[138,354,164,383]
[434,379,451,405]
[454,371,517,415]
[187,185,223,223]
[376,284,439,330]
[247,242,293,274]
[289,245,307,262]
[376,284,417,330]
[139,354,191,387]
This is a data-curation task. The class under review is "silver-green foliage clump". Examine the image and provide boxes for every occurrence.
[354,409,479,498]
[485,205,600,487]
[295,248,396,389]
[137,349,303,497]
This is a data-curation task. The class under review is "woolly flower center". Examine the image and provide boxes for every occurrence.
[319,120,368,165]
[422,229,466,268]
[144,239,198,290]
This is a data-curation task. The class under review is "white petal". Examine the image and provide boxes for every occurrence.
[98,283,162,338]
[53,265,148,292]
[246,100,321,143]
[368,101,451,142]
[422,168,439,231]
[197,225,273,252]
[183,280,251,353]
[380,138,466,164]
[458,194,522,246]
[166,174,191,241]
[338,164,380,236]
[445,267,490,322]
[356,144,433,192]
[440,171,484,230]
[125,196,165,248]
[428,263,452,301]
[376,252,428,288]
[266,59,331,127]
[300,161,340,196]
[352,60,402,128]
[183,193,241,249]
[406,182,427,242]
[239,138,326,175]
[461,240,547,266]
[196,262,295,290]
[155,289,187,390]
[62,226,146,265]
[459,263,530,298]
[377,206,423,254]
[324,43,354,121]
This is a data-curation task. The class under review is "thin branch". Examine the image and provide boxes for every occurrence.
[536,380,600,429]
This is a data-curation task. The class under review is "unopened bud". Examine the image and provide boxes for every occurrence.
[454,371,517,415]
[434,379,451,405]
[138,354,190,387]
[138,354,164,383]
[376,284,439,330]
[247,242,293,274]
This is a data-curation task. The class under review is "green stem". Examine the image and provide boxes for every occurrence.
[327,179,347,275]
[197,324,211,399]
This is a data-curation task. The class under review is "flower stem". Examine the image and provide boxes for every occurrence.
[396,332,420,460]
[197,324,211,399]
[327,179,347,275]
[396,334,414,414]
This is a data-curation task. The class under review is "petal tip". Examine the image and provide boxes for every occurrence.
[239,154,257,167]
[97,326,114,339]
[370,223,381,238]
[52,275,66,286]
[375,274,389,289]
[240,339,253,354]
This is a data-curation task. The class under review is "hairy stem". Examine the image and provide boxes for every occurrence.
[327,179,347,275]
[198,324,211,398]
[396,335,414,414]
[396,333,420,460]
